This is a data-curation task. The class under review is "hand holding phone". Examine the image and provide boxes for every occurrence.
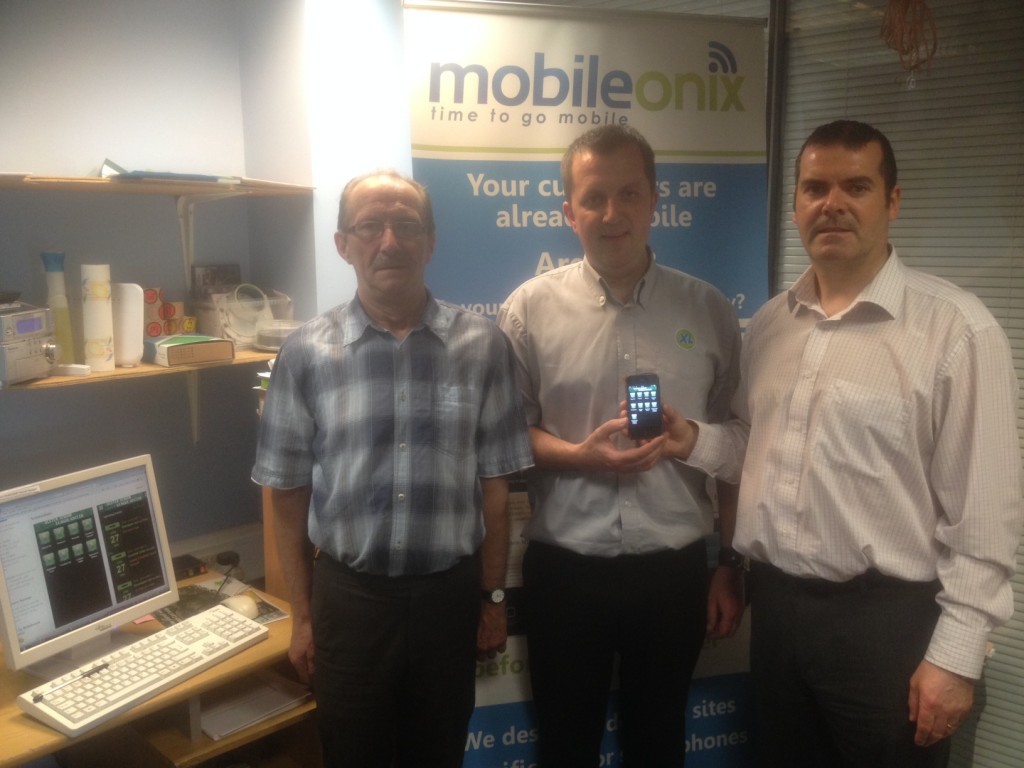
[625,373,663,439]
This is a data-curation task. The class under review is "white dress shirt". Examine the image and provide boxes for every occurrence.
[691,249,1022,678]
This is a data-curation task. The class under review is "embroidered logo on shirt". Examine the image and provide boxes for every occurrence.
[676,329,696,349]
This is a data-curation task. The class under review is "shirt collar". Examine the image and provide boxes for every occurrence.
[340,289,450,345]
[581,248,657,309]
[787,244,904,320]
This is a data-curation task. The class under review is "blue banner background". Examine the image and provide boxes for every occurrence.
[464,673,754,767]
[416,158,768,319]
[407,8,765,767]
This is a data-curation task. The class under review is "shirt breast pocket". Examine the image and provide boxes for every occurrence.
[815,379,912,477]
[433,386,476,459]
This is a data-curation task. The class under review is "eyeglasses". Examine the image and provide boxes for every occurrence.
[343,220,429,242]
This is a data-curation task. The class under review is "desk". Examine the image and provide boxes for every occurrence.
[0,585,319,768]
[262,486,287,600]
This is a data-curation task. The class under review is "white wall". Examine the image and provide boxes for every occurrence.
[0,0,247,177]
[239,0,318,319]
[0,0,414,543]
[240,0,313,185]
[0,0,305,545]
[303,0,412,312]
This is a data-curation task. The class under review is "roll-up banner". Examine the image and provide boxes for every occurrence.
[405,3,765,765]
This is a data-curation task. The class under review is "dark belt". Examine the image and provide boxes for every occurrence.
[526,538,709,576]
[750,561,940,598]
[314,547,479,589]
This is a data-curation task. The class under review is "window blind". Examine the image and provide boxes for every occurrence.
[780,2,1024,765]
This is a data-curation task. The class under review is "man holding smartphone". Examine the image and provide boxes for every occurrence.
[497,125,744,767]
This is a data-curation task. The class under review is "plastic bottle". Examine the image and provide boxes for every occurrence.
[40,251,75,365]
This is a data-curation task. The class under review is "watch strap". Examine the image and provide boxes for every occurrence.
[717,546,746,569]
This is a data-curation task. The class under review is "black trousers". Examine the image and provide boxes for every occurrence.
[750,562,950,768]
[311,552,480,768]
[523,539,709,768]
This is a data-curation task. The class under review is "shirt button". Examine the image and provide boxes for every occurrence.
[399,443,407,451]
[397,493,406,502]
[624,353,631,361]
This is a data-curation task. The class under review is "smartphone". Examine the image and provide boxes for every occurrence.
[625,373,663,439]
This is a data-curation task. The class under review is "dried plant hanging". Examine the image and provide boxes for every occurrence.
[880,0,938,73]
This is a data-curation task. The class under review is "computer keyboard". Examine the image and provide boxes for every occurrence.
[18,603,268,737]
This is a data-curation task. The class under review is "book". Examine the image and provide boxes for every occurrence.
[143,334,234,366]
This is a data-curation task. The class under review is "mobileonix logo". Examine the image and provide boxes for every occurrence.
[428,42,746,118]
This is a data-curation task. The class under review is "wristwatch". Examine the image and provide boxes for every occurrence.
[481,588,506,604]
[717,546,745,569]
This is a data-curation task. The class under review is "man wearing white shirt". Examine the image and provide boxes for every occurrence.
[673,120,1021,767]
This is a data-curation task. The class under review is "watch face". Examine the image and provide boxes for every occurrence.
[489,588,505,604]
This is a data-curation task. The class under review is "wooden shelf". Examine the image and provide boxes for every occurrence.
[1,350,276,443]
[0,174,312,199]
[0,174,313,295]
[5,349,275,391]
[0,174,295,439]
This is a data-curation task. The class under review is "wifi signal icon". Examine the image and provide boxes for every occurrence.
[708,41,738,74]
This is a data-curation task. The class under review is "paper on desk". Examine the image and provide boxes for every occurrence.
[200,669,312,740]
[154,578,288,626]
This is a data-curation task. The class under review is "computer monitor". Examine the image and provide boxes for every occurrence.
[0,454,179,678]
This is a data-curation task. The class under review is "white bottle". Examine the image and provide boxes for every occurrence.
[40,251,75,365]
[81,263,115,372]
[112,283,144,367]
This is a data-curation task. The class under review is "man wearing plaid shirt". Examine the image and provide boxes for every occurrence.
[253,170,533,768]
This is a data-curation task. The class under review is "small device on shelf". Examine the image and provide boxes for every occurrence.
[0,302,55,387]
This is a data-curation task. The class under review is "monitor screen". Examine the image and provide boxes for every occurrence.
[0,455,178,676]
